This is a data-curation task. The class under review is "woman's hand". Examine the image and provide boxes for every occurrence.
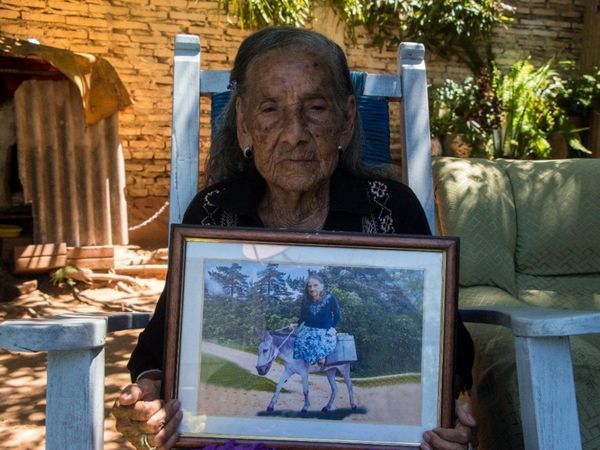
[113,377,183,449]
[327,327,336,336]
[421,398,476,450]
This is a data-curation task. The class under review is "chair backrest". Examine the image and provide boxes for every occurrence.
[169,34,435,232]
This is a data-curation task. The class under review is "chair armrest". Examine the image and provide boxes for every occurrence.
[57,311,153,333]
[0,312,153,352]
[460,305,600,337]
[0,311,152,450]
[460,305,599,450]
[0,317,107,352]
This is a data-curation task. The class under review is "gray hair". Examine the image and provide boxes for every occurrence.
[303,274,326,304]
[204,27,372,186]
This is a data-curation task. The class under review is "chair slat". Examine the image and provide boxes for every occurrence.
[200,70,230,93]
[363,73,402,98]
[399,42,436,233]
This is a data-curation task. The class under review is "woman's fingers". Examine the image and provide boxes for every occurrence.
[420,398,475,450]
[117,399,182,449]
[143,402,169,433]
[455,399,476,427]
[113,385,164,435]
[141,398,179,433]
[117,383,144,406]
[115,405,164,437]
[421,432,464,450]
[426,420,472,446]
[126,398,165,422]
[115,379,161,409]
[113,379,178,449]
[149,400,183,448]
[422,427,468,450]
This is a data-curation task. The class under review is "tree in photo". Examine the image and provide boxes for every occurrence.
[208,262,249,299]
[256,263,290,302]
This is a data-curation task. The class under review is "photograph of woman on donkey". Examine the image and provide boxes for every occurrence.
[293,275,341,371]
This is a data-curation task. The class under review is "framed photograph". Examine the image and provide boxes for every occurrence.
[164,226,458,449]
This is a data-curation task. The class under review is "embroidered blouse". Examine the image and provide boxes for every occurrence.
[181,166,431,234]
[300,293,341,330]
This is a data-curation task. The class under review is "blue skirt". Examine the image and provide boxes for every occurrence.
[293,326,336,364]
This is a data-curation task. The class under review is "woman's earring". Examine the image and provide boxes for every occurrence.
[337,145,344,156]
[243,145,253,159]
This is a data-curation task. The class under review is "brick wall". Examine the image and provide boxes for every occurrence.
[0,0,587,246]
[491,0,585,69]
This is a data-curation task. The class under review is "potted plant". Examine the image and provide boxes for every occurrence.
[555,64,600,155]
[429,67,502,158]
[430,58,592,160]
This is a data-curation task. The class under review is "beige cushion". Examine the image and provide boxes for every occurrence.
[517,273,600,310]
[433,157,517,294]
[499,159,600,277]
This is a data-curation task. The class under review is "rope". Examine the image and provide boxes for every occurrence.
[128,200,169,231]
[266,327,297,365]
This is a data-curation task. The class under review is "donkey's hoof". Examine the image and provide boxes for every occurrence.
[351,403,358,411]
[301,408,308,413]
[321,406,330,413]
[267,406,274,412]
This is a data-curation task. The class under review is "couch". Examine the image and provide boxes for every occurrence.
[432,157,600,449]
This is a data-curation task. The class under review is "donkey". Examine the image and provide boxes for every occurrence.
[255,329,357,413]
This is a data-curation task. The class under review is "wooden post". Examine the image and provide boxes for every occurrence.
[514,336,582,450]
[46,346,105,449]
[399,43,436,233]
[0,318,107,450]
[581,1,600,158]
[169,34,201,228]
[590,111,600,159]
[580,0,600,74]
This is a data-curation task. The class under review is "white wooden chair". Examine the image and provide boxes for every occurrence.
[168,34,436,232]
[168,35,600,450]
[1,32,599,450]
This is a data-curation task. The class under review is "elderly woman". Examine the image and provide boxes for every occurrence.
[294,275,341,369]
[114,27,475,450]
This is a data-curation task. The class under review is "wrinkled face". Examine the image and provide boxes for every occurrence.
[307,277,324,300]
[236,48,356,194]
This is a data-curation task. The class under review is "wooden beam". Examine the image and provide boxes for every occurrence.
[581,0,600,73]
[13,243,67,274]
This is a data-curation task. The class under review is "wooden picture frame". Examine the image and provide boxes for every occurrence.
[164,225,458,449]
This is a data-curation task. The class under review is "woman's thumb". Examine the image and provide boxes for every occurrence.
[137,377,162,401]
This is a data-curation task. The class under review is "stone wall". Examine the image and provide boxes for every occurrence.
[0,0,587,246]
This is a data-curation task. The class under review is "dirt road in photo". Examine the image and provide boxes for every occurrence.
[199,342,421,424]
